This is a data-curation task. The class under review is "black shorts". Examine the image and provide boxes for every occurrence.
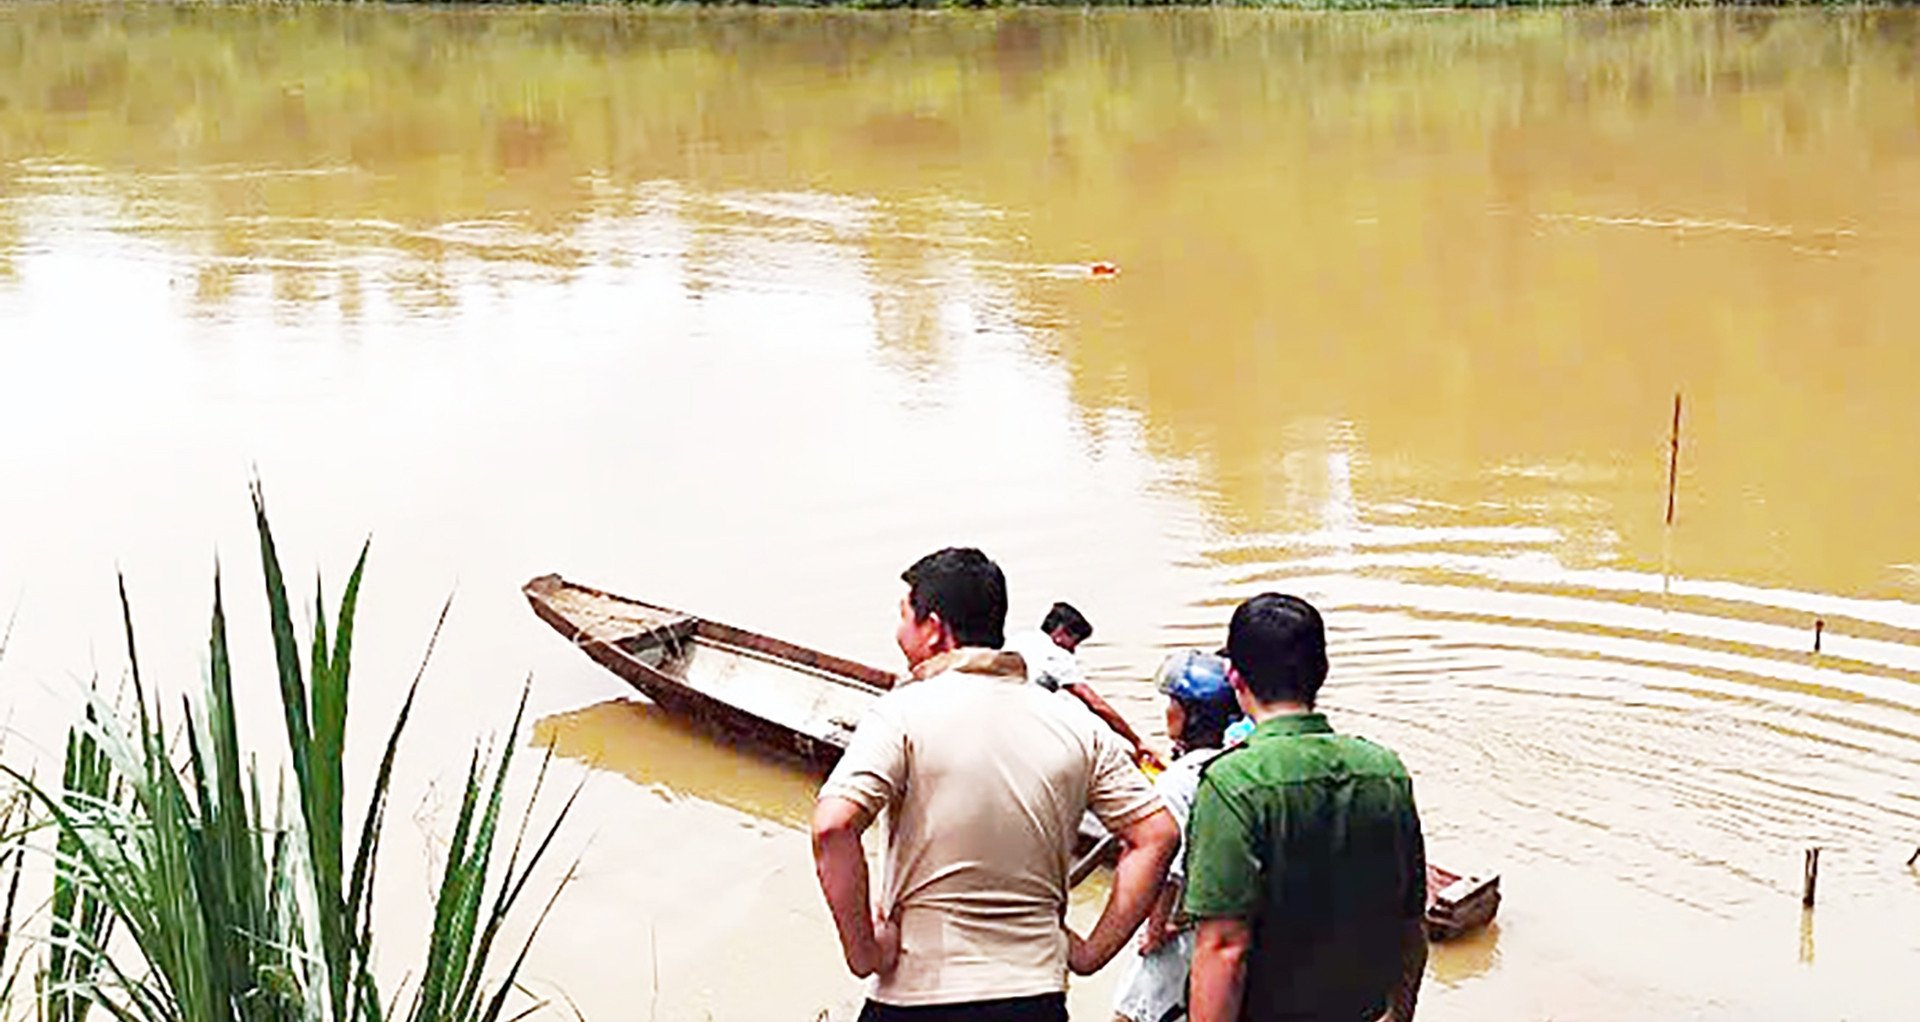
[858,993,1068,1022]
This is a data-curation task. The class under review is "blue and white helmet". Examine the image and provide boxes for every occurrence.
[1154,649,1233,708]
[1154,649,1245,742]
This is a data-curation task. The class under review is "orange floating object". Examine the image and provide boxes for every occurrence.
[1089,261,1119,277]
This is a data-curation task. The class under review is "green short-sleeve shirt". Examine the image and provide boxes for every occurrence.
[1183,713,1425,1022]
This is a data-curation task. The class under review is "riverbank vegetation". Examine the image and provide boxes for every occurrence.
[0,488,574,1021]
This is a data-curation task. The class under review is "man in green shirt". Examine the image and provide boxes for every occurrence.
[1184,594,1427,1022]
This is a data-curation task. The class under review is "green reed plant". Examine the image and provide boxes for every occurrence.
[4,486,576,1022]
[40,701,118,1022]
[0,790,33,1013]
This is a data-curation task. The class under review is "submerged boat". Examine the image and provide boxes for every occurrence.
[1424,863,1501,941]
[524,573,1501,940]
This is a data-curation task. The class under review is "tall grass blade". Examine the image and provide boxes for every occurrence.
[413,749,485,1022]
[0,602,16,663]
[477,868,575,1022]
[44,700,119,1022]
[346,593,448,1022]
[250,482,315,829]
[0,793,28,1002]
[6,492,574,1022]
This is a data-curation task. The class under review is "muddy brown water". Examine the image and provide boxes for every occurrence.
[3,6,1919,1019]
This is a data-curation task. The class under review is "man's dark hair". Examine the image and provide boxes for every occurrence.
[901,548,1008,649]
[1221,593,1328,706]
[1040,601,1093,642]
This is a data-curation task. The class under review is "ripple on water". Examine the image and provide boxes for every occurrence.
[1183,530,1920,926]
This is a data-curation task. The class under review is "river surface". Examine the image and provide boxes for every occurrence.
[3,6,1919,1020]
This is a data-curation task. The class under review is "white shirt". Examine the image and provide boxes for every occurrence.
[819,648,1163,1005]
[1159,746,1223,883]
[1005,628,1086,692]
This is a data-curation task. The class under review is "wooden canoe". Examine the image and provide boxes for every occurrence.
[524,573,1500,940]
[524,573,891,770]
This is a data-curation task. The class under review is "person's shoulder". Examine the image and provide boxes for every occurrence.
[870,677,945,716]
[1007,633,1074,690]
[1196,742,1257,786]
[1332,733,1412,778]
[1003,629,1049,659]
[1157,749,1219,795]
[1172,747,1225,774]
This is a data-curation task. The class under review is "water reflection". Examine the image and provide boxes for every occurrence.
[1427,921,1500,988]
[534,698,816,831]
[5,7,1920,1021]
[11,5,1916,595]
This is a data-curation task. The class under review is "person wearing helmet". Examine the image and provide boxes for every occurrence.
[1112,650,1244,1022]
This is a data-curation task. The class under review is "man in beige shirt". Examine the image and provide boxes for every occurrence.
[813,547,1179,1022]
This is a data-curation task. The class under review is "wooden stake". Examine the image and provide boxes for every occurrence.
[1665,392,1683,527]
[1802,847,1821,907]
[1813,618,1824,653]
[1907,845,1919,868]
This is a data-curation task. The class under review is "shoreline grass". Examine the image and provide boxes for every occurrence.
[0,487,577,1022]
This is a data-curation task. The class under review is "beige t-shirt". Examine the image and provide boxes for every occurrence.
[819,648,1164,1006]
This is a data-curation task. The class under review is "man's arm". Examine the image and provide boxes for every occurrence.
[1388,918,1427,1022]
[1138,877,1183,954]
[811,795,898,978]
[1181,770,1259,1022]
[1190,917,1251,1022]
[812,700,909,977]
[1066,806,1178,975]
[1063,681,1164,769]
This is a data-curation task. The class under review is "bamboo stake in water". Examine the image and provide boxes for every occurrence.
[1802,847,1821,907]
[1814,618,1824,653]
[1659,392,1683,605]
[1665,392,1683,527]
